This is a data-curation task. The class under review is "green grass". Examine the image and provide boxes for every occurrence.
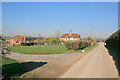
[77,43,99,53]
[8,43,99,55]
[2,42,10,47]
[3,37,11,40]
[2,57,24,79]
[8,45,67,54]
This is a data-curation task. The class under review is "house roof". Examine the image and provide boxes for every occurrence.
[60,32,80,38]
[11,35,24,41]
[34,39,44,43]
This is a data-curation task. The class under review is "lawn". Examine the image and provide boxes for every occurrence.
[2,42,10,47]
[77,43,99,53]
[3,37,11,40]
[8,43,99,55]
[8,45,67,54]
[2,57,24,79]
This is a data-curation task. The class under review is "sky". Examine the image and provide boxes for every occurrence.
[1,0,120,2]
[2,2,118,39]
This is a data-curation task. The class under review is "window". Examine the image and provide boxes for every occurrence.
[65,37,68,40]
[70,38,73,40]
[16,40,19,43]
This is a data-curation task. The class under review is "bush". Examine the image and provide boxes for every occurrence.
[64,41,91,50]
[38,41,45,45]
[20,42,37,46]
[87,36,96,45]
[45,37,61,45]
[79,41,91,49]
[64,41,80,50]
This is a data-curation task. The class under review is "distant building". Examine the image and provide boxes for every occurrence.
[60,30,81,42]
[34,39,44,43]
[10,34,26,46]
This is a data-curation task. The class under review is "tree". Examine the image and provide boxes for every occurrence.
[87,36,92,41]
[55,31,61,39]
[87,36,96,45]
[45,37,60,45]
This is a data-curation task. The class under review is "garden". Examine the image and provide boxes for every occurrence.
[7,37,98,54]
[2,36,98,79]
[8,45,67,54]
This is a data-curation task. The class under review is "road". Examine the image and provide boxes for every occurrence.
[6,48,87,78]
[60,42,118,78]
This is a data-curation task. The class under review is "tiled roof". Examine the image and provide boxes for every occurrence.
[34,39,44,43]
[60,33,80,38]
[11,35,24,41]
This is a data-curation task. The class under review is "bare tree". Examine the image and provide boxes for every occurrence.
[55,31,61,39]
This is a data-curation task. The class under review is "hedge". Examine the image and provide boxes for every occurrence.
[105,29,120,53]
[20,42,37,46]
[79,41,91,49]
[64,41,80,50]
[64,41,92,50]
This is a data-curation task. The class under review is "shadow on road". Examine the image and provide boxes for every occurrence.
[2,61,47,79]
[105,45,120,76]
[21,61,47,73]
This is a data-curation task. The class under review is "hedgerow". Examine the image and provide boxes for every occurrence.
[20,42,37,46]
[105,29,120,52]
[64,41,92,50]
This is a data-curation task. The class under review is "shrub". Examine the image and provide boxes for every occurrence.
[87,36,96,45]
[64,41,80,50]
[37,40,45,45]
[38,41,45,45]
[64,41,91,50]
[79,41,91,49]
[92,38,97,45]
[45,37,61,45]
[20,42,37,46]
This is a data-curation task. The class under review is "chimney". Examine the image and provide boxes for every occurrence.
[69,30,72,35]
[23,34,26,42]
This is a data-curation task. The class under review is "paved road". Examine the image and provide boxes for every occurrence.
[60,42,118,78]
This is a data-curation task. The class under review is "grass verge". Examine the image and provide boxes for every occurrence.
[77,43,99,53]
[2,57,24,79]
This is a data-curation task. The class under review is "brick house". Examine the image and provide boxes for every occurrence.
[34,39,44,43]
[10,34,26,46]
[60,30,81,42]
